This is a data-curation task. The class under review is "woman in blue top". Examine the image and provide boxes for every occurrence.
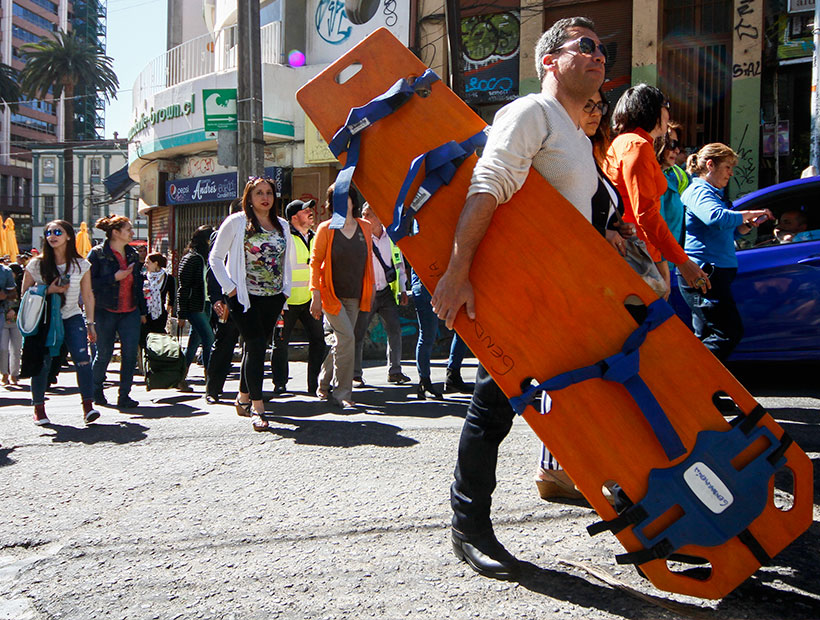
[679,143,772,361]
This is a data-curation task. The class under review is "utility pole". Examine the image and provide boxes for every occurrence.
[444,0,463,98]
[237,0,265,185]
[810,2,820,173]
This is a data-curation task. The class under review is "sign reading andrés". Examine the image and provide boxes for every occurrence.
[166,172,238,205]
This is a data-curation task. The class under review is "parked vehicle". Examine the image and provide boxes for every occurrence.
[670,176,820,361]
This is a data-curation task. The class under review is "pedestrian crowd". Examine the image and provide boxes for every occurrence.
[4,14,786,584]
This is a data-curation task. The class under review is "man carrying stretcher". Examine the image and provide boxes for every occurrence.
[431,16,704,580]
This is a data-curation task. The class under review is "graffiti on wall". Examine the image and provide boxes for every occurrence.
[460,11,520,105]
[734,0,759,41]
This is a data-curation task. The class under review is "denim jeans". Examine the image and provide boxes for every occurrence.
[678,266,743,362]
[92,308,141,400]
[354,287,403,377]
[448,334,468,372]
[412,281,438,381]
[180,310,215,369]
[31,313,93,405]
[451,365,515,536]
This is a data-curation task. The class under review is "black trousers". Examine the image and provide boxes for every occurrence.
[206,313,240,399]
[270,300,326,393]
[450,364,516,537]
[228,293,286,401]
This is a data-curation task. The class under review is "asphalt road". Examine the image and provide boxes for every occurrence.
[1,358,818,620]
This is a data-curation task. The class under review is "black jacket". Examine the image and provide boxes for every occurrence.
[176,251,208,315]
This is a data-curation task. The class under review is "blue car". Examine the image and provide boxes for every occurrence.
[669,175,820,361]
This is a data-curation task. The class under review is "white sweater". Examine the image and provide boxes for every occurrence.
[468,92,597,221]
[209,211,295,312]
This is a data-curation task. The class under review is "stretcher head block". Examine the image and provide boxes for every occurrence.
[296,28,813,599]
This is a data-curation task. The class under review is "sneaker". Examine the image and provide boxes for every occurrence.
[94,392,108,406]
[387,372,411,384]
[33,405,50,426]
[117,396,139,409]
[177,379,192,392]
[352,376,366,388]
[272,384,288,396]
[83,408,101,425]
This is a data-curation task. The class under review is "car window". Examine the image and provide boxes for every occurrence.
[736,183,820,250]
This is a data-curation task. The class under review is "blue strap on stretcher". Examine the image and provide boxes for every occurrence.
[386,129,488,244]
[326,69,440,229]
[587,405,793,566]
[509,298,687,461]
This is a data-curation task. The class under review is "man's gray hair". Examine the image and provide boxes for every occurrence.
[534,17,596,82]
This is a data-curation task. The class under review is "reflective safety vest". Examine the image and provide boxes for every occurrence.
[386,237,404,304]
[288,231,312,305]
[669,164,690,195]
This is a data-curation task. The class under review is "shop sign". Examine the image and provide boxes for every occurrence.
[128,94,196,141]
[203,89,238,135]
[788,0,815,13]
[166,171,238,205]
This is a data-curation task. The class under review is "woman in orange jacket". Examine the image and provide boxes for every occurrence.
[309,183,374,409]
[604,84,710,297]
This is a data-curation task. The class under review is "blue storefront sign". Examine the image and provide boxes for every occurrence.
[166,167,286,205]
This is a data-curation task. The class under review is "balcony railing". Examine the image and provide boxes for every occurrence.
[132,21,283,109]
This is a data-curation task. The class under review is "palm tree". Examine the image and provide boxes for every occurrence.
[0,64,20,111]
[20,30,119,223]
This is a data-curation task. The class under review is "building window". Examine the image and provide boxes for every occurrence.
[12,24,40,43]
[89,158,101,183]
[13,3,57,31]
[42,195,55,220]
[29,0,57,13]
[10,112,56,135]
[42,158,55,183]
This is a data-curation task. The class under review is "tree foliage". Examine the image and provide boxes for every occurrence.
[0,64,20,111]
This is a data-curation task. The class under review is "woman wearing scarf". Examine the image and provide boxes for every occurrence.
[140,252,175,346]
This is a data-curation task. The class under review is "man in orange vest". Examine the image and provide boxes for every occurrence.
[271,199,326,395]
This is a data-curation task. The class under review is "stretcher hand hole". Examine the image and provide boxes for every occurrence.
[623,295,647,325]
[335,62,363,84]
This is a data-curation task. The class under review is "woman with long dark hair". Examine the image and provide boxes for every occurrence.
[22,220,99,426]
[604,84,710,297]
[177,226,214,390]
[209,177,294,431]
[87,214,147,409]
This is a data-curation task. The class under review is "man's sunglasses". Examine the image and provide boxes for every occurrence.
[44,229,64,237]
[583,100,610,116]
[559,37,607,63]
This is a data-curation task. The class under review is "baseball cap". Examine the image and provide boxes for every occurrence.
[286,199,316,220]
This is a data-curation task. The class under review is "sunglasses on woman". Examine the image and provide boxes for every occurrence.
[44,229,64,237]
[558,37,608,64]
[666,139,681,151]
[583,100,610,116]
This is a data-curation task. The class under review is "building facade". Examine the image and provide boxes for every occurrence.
[31,138,138,245]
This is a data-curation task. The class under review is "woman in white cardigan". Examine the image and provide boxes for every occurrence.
[209,177,294,431]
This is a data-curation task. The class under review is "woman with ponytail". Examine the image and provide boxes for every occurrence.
[87,214,147,409]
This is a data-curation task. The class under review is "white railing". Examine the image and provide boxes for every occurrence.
[132,21,283,109]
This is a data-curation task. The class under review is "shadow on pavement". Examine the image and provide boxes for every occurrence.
[44,421,149,445]
[516,561,698,619]
[729,361,820,398]
[126,394,210,419]
[0,396,32,408]
[264,416,419,448]
[0,445,15,467]
[264,386,471,420]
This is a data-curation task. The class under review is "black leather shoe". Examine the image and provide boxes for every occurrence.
[451,530,520,580]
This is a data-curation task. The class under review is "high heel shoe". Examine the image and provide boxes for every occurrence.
[417,378,443,400]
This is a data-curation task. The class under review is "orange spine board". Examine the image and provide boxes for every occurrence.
[296,28,813,599]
